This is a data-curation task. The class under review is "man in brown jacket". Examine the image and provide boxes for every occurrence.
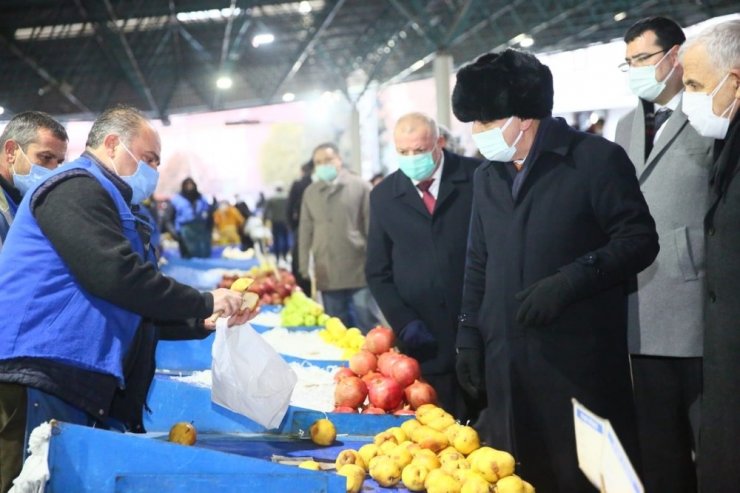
[298,142,383,332]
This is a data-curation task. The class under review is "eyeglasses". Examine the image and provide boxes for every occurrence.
[618,50,665,72]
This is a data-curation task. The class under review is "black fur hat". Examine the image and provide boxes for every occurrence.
[452,49,553,123]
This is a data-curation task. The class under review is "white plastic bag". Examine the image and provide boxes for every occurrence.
[211,320,297,429]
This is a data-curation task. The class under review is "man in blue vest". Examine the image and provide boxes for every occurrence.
[0,105,252,493]
[0,111,68,252]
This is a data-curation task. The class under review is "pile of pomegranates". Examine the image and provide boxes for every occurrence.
[332,326,438,415]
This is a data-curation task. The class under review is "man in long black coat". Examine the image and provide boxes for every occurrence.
[452,49,659,492]
[366,112,481,420]
[679,20,740,492]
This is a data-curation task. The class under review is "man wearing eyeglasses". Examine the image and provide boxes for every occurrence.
[614,16,713,493]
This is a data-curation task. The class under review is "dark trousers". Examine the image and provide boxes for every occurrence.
[631,355,702,493]
[271,221,290,260]
[290,232,311,294]
[0,383,121,493]
[0,383,25,493]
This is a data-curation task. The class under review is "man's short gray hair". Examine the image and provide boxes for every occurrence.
[86,105,148,148]
[680,20,740,73]
[0,111,68,152]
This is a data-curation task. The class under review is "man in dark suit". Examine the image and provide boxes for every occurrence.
[679,20,740,492]
[366,112,481,420]
[615,17,713,493]
[452,49,659,492]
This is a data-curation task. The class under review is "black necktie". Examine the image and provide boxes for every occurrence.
[654,108,673,133]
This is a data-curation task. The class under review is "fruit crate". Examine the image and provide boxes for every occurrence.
[144,375,416,492]
[44,421,345,492]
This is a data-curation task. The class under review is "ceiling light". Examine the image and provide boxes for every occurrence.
[516,34,534,48]
[299,1,312,14]
[216,76,233,89]
[252,33,274,47]
[282,92,295,102]
[614,11,627,22]
[0,106,4,116]
[410,59,425,71]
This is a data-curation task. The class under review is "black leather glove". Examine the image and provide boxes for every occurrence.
[397,320,438,363]
[456,347,483,399]
[515,272,575,327]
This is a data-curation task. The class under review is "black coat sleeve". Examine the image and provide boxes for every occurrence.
[156,318,212,340]
[34,175,214,321]
[559,143,659,297]
[457,167,487,348]
[365,193,419,331]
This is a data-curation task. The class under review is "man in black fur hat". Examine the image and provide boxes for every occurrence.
[452,49,659,492]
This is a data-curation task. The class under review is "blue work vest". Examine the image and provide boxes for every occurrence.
[0,155,152,384]
[170,193,210,231]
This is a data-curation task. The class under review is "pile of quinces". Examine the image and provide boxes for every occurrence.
[331,403,535,493]
[280,291,330,327]
[318,317,365,358]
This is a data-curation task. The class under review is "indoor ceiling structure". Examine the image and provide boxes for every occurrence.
[1,0,737,123]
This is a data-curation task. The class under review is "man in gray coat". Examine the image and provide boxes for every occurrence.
[615,17,713,493]
[298,142,383,332]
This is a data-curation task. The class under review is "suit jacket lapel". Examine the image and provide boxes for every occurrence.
[641,100,689,181]
[393,171,431,219]
[628,103,647,170]
[435,151,464,212]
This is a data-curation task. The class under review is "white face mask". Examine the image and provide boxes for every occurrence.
[471,117,523,162]
[628,51,676,102]
[682,73,738,139]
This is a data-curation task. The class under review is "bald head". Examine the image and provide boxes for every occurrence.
[393,112,444,162]
[394,112,439,142]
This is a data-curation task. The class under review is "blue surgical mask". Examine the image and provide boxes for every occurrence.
[397,151,437,181]
[12,148,54,195]
[628,51,676,102]
[472,117,523,162]
[118,142,159,204]
[315,164,338,182]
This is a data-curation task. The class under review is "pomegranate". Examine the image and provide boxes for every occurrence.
[377,351,403,377]
[367,376,403,411]
[364,326,395,355]
[362,407,386,415]
[349,350,378,376]
[333,367,356,383]
[332,406,358,414]
[361,371,382,385]
[390,356,421,388]
[404,380,438,409]
[335,376,368,409]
